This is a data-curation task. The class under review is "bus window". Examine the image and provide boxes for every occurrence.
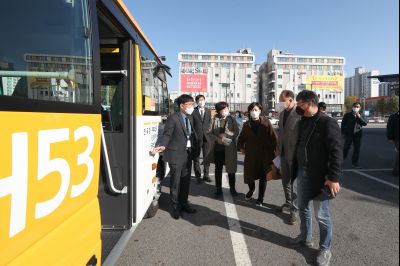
[0,0,93,105]
[139,45,169,116]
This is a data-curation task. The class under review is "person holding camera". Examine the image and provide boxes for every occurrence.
[204,101,239,198]
[341,102,368,168]
[237,102,277,206]
[289,90,343,266]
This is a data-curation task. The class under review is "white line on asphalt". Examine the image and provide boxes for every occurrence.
[350,170,399,190]
[222,173,252,266]
[343,168,392,172]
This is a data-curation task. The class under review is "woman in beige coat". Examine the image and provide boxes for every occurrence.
[203,102,239,198]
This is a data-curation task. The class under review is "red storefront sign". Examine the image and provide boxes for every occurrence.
[181,74,207,92]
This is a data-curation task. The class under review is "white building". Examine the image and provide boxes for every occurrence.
[178,48,256,111]
[260,49,345,115]
[345,67,380,98]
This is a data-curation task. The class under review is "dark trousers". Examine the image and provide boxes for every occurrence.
[169,150,192,207]
[214,150,236,189]
[248,178,267,201]
[393,141,399,175]
[343,132,362,164]
[281,156,297,212]
[194,140,210,178]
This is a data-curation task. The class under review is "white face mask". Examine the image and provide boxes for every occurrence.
[352,107,360,113]
[197,101,205,108]
[221,110,230,117]
[250,111,261,119]
[275,102,286,113]
[185,106,194,115]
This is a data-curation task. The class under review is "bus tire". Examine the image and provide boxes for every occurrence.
[144,200,159,219]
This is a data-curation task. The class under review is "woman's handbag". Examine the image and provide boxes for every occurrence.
[266,164,282,181]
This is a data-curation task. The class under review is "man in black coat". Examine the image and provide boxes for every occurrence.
[153,94,199,219]
[387,111,399,176]
[193,94,212,184]
[289,90,343,266]
[341,102,368,168]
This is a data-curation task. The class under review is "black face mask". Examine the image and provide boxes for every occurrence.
[296,106,305,116]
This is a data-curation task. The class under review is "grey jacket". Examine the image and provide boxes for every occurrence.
[203,115,239,173]
[278,108,300,179]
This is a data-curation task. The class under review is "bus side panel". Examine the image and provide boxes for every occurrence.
[135,116,162,223]
[0,112,101,265]
[8,198,101,266]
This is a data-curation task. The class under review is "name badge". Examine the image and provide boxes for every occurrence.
[186,139,191,148]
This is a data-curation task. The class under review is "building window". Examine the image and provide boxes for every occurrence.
[278,85,283,88]
[278,75,283,79]
[247,74,251,78]
[247,84,251,88]
[215,73,219,77]
[237,93,240,97]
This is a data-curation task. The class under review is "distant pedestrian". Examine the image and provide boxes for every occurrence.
[204,102,239,198]
[276,90,300,224]
[341,102,368,168]
[152,94,199,219]
[193,95,212,184]
[289,90,343,266]
[235,110,244,132]
[318,102,327,113]
[387,111,399,176]
[237,102,277,206]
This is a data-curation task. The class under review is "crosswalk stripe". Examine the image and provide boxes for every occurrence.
[349,170,399,189]
[222,173,252,266]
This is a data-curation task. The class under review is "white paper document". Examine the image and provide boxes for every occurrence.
[272,156,281,168]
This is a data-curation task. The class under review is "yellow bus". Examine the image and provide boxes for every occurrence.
[0,0,170,265]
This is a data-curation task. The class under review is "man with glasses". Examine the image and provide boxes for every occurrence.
[153,94,199,219]
[289,90,343,266]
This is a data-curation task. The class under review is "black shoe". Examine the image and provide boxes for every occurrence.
[203,176,212,183]
[245,190,254,201]
[172,206,180,220]
[196,178,203,184]
[215,188,223,198]
[255,199,263,206]
[352,164,362,169]
[181,204,197,214]
[230,188,238,197]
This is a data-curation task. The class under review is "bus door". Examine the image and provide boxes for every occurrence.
[98,40,132,229]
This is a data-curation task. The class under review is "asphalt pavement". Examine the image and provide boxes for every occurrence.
[115,125,399,266]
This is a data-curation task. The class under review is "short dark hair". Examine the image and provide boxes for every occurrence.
[280,90,295,99]
[296,90,319,105]
[353,102,361,107]
[215,101,229,113]
[247,102,263,113]
[318,102,327,110]
[177,94,194,105]
[195,94,205,102]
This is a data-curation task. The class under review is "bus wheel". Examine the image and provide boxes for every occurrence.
[144,199,159,219]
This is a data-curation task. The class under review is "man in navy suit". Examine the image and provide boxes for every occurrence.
[153,94,199,219]
[193,94,212,184]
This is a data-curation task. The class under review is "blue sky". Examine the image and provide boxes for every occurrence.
[126,0,399,91]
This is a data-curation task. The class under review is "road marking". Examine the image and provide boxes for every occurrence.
[222,173,252,266]
[343,168,392,172]
[350,170,399,190]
